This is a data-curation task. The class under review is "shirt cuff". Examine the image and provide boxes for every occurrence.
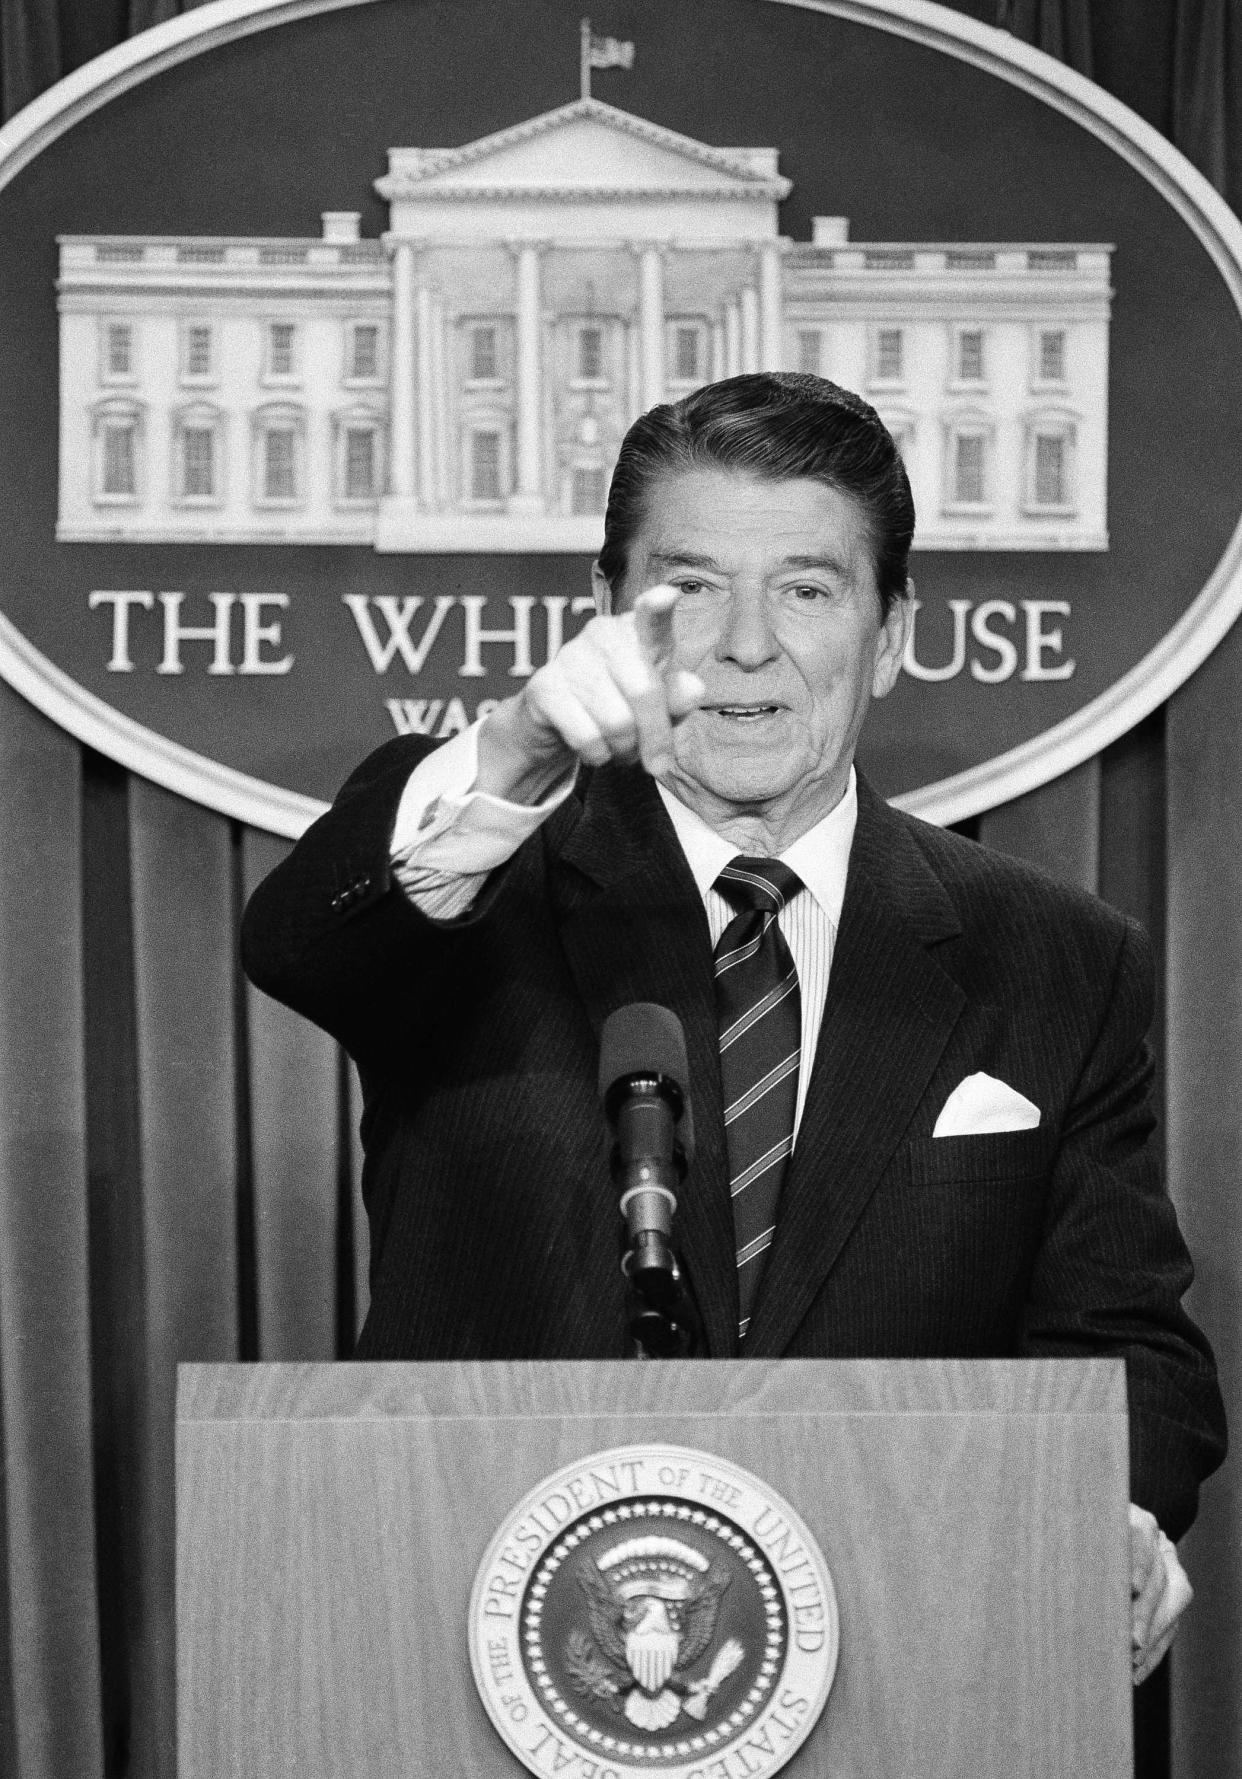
[389,721,577,916]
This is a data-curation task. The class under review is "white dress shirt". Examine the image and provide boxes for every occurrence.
[390,723,857,1138]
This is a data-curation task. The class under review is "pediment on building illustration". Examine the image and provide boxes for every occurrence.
[375,98,791,202]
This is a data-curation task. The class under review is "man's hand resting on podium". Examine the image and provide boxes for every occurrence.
[1131,1503,1193,1684]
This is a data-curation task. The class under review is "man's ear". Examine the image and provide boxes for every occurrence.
[590,560,613,616]
[873,578,915,700]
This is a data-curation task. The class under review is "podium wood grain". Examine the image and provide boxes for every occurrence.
[176,1359,1131,1778]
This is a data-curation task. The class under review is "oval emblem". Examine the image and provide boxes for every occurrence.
[2,0,1241,830]
[469,1444,838,1778]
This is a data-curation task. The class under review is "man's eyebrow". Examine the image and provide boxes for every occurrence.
[782,553,850,572]
[647,550,721,570]
[647,550,850,573]
[644,547,846,576]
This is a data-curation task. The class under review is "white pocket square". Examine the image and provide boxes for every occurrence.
[933,1072,1040,1137]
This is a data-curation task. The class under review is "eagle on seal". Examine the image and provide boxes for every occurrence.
[565,1535,743,1731]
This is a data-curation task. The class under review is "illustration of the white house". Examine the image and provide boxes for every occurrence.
[56,96,1112,552]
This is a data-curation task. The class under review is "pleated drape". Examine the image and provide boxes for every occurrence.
[0,2,1239,1775]
[989,6,1242,1765]
[0,688,101,1778]
[0,678,369,1777]
[999,0,1095,72]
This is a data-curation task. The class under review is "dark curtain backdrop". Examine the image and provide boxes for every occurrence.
[1,2,1239,1775]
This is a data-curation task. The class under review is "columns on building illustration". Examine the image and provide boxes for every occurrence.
[429,291,450,510]
[511,240,546,515]
[759,240,784,371]
[381,229,790,534]
[721,244,783,379]
[637,243,665,410]
[383,235,461,524]
[711,319,726,382]
[416,280,437,510]
[384,235,451,513]
[724,300,742,378]
[387,236,417,504]
[740,284,759,374]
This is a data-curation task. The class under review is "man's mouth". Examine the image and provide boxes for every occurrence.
[708,702,783,722]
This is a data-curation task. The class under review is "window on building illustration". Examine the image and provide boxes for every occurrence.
[874,328,904,382]
[1032,433,1067,506]
[674,327,699,382]
[952,432,986,505]
[93,400,143,504]
[470,325,498,382]
[100,420,136,497]
[1039,329,1067,383]
[957,330,985,382]
[350,324,380,382]
[184,325,213,379]
[470,430,503,502]
[343,427,378,500]
[262,426,298,502]
[182,426,216,500]
[1023,422,1077,511]
[105,324,133,379]
[571,465,607,515]
[578,326,604,382]
[268,323,296,378]
[797,331,822,376]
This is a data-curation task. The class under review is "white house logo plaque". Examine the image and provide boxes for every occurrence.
[469,1444,837,1778]
[3,0,1242,832]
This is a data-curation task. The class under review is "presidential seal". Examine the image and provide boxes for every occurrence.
[469,1444,837,1778]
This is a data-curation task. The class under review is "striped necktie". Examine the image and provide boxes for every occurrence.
[713,857,804,1345]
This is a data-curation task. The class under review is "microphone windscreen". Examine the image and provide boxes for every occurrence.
[599,1002,688,1096]
[599,1002,694,1161]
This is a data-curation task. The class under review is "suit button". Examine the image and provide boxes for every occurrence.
[331,874,370,912]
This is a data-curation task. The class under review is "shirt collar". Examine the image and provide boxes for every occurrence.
[657,765,858,929]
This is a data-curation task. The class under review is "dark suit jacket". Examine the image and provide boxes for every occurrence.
[242,736,1226,1538]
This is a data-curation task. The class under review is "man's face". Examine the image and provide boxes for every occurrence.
[603,467,911,841]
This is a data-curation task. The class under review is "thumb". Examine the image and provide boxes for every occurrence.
[666,668,706,720]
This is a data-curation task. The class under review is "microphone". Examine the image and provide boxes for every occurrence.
[598,1004,696,1343]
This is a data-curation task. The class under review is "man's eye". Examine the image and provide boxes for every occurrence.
[789,583,830,601]
[674,578,707,596]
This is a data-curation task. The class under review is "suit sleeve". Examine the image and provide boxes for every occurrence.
[1016,916,1227,1539]
[241,735,516,1066]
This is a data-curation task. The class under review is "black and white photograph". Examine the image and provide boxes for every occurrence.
[0,2,1237,1774]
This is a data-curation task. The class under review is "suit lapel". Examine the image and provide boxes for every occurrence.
[551,766,738,1357]
[745,781,965,1355]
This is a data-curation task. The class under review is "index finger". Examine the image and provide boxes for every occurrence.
[634,583,682,670]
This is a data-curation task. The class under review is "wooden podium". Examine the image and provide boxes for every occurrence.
[176,1358,1132,1777]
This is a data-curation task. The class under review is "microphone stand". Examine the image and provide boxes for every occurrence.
[598,1006,703,1360]
[611,1078,702,1358]
[625,1253,702,1358]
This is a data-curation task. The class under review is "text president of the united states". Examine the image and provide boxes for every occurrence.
[242,372,1226,1682]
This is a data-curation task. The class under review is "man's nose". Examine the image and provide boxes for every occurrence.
[717,587,778,668]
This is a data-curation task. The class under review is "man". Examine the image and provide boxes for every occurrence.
[243,373,1225,1683]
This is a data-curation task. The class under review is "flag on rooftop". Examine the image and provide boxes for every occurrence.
[590,32,635,69]
[580,20,635,97]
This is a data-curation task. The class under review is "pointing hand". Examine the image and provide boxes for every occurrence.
[477,585,706,801]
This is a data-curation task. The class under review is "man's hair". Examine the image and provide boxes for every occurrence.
[597,372,916,617]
